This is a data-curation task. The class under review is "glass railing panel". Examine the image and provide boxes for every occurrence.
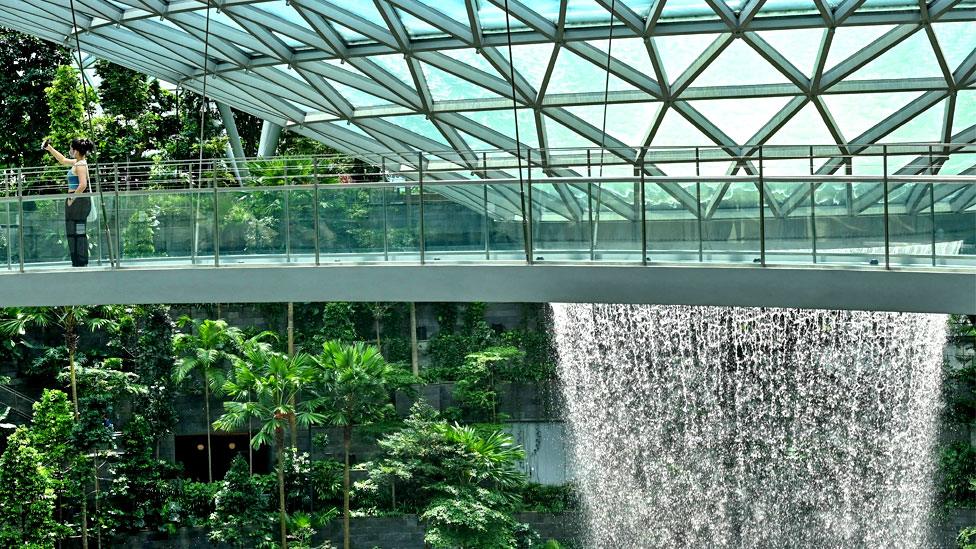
[589,180,641,262]
[531,181,590,262]
[284,188,315,263]
[645,181,701,263]
[813,180,885,266]
[316,184,404,261]
[888,182,935,267]
[934,180,976,267]
[0,198,13,271]
[484,181,527,261]
[423,183,489,262]
[20,195,72,268]
[763,181,815,265]
[216,189,287,263]
[116,190,212,266]
[700,181,762,263]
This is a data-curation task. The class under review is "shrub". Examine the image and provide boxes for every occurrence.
[940,442,976,507]
[179,481,220,527]
[518,483,579,514]
[959,526,976,549]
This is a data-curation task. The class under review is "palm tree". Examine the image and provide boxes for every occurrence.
[214,340,324,549]
[172,318,244,483]
[0,306,115,549]
[313,340,407,549]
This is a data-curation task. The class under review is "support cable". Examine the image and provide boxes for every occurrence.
[592,0,616,253]
[67,0,117,268]
[503,0,531,263]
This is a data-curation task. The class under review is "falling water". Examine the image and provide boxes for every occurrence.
[552,305,946,549]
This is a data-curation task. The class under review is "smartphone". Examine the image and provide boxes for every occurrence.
[40,139,49,151]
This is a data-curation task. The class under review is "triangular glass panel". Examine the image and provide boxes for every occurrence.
[421,62,504,101]
[369,54,416,87]
[333,0,388,27]
[765,102,840,147]
[845,30,943,82]
[327,80,391,108]
[385,115,450,146]
[755,28,824,77]
[456,128,507,155]
[563,103,662,146]
[692,38,792,87]
[456,109,539,149]
[951,90,976,138]
[543,114,603,149]
[932,22,976,73]
[823,24,895,74]
[416,0,472,27]
[546,48,637,94]
[625,0,655,17]
[757,0,819,15]
[589,38,656,80]
[565,0,614,25]
[651,107,718,147]
[326,22,370,44]
[821,91,925,140]
[684,96,794,145]
[394,7,445,39]
[660,0,721,20]
[879,99,945,144]
[503,44,556,92]
[653,34,718,85]
[451,48,505,77]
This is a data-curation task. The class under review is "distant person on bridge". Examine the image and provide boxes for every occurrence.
[42,138,94,267]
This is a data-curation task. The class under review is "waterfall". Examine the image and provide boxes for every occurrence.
[552,304,946,549]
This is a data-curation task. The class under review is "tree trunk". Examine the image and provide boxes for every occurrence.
[374,316,381,349]
[277,428,288,549]
[410,303,419,376]
[288,303,297,449]
[67,328,89,549]
[204,372,213,484]
[343,425,352,549]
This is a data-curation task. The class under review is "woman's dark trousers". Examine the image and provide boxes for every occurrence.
[65,197,91,267]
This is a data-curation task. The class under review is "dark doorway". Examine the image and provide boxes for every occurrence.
[175,433,270,481]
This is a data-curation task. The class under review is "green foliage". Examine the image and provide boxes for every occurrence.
[360,402,527,542]
[93,60,148,119]
[178,481,220,528]
[209,455,276,548]
[421,485,521,549]
[518,483,578,514]
[941,442,976,508]
[122,208,158,256]
[497,329,556,381]
[109,305,179,441]
[66,359,145,449]
[102,415,181,536]
[453,347,523,422]
[0,428,63,546]
[959,526,976,549]
[45,65,90,153]
[0,28,68,167]
[314,340,408,429]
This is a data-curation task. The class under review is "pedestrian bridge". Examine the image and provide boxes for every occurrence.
[1,146,973,313]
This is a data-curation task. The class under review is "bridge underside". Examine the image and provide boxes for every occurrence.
[0,263,970,314]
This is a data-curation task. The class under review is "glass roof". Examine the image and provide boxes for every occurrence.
[0,0,972,201]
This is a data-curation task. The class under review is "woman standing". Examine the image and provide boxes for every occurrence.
[43,137,94,267]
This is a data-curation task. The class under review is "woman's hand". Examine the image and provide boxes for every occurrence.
[40,140,49,152]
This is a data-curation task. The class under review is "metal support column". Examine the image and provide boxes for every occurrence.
[213,162,220,267]
[16,168,23,273]
[640,151,647,265]
[526,149,533,264]
[313,159,320,266]
[483,152,490,260]
[418,152,425,265]
[882,146,890,269]
[696,148,703,262]
[758,147,766,266]
[810,146,817,264]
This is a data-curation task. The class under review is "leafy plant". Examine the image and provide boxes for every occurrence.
[313,340,412,549]
[209,455,276,548]
[214,341,323,548]
[0,428,64,545]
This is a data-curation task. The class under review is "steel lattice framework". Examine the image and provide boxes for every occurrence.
[0,0,974,220]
